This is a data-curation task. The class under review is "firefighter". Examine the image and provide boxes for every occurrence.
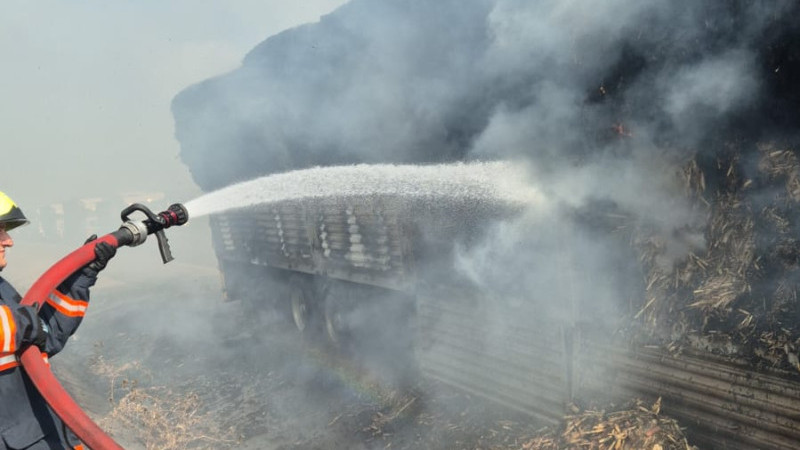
[0,191,116,450]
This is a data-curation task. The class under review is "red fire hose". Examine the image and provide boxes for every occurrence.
[19,234,124,450]
[16,203,188,450]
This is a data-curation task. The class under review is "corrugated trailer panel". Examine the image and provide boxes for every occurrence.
[211,198,414,291]
[577,341,800,449]
[212,206,317,273]
[314,198,411,290]
[415,291,570,424]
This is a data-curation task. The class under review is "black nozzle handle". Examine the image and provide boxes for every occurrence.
[155,230,173,263]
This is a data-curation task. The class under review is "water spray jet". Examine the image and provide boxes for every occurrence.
[183,160,544,218]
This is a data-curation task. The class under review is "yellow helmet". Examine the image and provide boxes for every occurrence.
[0,192,29,231]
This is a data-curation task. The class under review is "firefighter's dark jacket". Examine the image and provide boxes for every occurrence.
[0,269,98,450]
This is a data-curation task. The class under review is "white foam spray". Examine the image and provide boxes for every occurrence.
[184,161,544,218]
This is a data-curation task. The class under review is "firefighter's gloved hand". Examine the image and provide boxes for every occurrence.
[83,234,117,274]
[17,305,48,351]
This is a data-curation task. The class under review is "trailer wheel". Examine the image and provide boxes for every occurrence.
[324,283,356,346]
[290,278,313,333]
[324,300,342,345]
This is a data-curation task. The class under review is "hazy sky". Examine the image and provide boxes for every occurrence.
[0,0,347,211]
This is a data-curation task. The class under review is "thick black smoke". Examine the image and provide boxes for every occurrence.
[173,0,799,191]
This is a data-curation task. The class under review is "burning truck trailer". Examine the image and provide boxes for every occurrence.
[209,189,522,380]
[175,159,800,450]
[169,0,800,448]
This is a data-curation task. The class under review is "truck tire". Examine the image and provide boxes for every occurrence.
[289,276,315,334]
[323,282,358,346]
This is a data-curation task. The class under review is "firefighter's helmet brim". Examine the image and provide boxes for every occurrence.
[0,192,29,232]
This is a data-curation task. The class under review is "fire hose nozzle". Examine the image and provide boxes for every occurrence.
[161,203,189,227]
[114,202,190,263]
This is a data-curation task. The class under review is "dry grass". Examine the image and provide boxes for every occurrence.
[90,354,240,450]
[521,399,694,450]
[758,146,800,201]
[687,193,754,313]
[625,144,800,373]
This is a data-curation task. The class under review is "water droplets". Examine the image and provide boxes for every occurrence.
[184,161,544,218]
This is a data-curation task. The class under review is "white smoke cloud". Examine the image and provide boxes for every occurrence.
[663,50,759,137]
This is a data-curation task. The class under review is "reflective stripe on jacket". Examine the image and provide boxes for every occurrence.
[0,272,96,450]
